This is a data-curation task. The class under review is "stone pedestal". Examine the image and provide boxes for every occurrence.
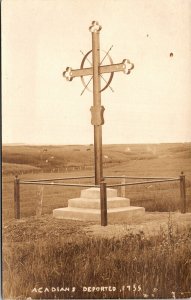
[53,187,145,223]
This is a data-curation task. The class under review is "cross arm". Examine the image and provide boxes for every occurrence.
[100,59,134,75]
[63,59,134,81]
[63,67,93,81]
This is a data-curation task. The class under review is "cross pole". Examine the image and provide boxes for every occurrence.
[63,21,134,185]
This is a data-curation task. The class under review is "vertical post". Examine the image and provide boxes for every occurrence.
[36,186,44,218]
[180,171,186,213]
[90,22,103,185]
[121,175,126,197]
[100,179,107,226]
[14,175,20,219]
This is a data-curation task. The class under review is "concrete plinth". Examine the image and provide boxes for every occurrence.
[53,187,145,223]
[68,197,130,209]
[81,187,117,199]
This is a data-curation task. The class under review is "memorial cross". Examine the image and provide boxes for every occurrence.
[63,21,134,185]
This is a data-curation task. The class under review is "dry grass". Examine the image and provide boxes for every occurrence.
[2,143,191,299]
[2,215,191,299]
[2,162,40,176]
[3,171,191,221]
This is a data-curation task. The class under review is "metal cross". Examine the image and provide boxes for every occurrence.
[63,21,134,185]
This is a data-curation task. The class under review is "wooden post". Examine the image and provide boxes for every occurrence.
[121,175,126,197]
[36,186,44,217]
[180,171,186,213]
[14,175,20,219]
[91,23,103,185]
[100,179,107,226]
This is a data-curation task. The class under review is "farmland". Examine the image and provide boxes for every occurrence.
[2,143,191,220]
[2,143,191,299]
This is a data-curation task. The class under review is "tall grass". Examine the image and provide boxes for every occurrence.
[3,221,191,299]
[2,143,191,299]
[3,176,191,221]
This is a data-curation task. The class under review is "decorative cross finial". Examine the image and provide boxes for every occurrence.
[63,67,73,81]
[122,59,134,74]
[89,21,102,33]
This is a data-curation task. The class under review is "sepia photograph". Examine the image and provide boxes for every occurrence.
[2,0,191,299]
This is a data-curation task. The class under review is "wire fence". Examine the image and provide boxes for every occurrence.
[13,172,187,226]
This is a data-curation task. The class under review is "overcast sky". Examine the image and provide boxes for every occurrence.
[2,0,191,145]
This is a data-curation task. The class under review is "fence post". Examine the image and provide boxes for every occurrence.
[36,186,44,217]
[100,179,107,226]
[121,175,126,197]
[180,171,186,213]
[14,175,20,219]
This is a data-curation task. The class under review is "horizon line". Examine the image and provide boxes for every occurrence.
[2,141,191,146]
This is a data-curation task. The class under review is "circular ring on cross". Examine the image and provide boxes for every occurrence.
[80,50,114,93]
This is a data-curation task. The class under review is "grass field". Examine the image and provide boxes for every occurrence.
[2,143,191,299]
[2,143,191,220]
[3,214,191,299]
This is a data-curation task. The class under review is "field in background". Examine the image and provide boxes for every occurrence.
[2,143,191,220]
[3,142,191,174]
[2,143,191,299]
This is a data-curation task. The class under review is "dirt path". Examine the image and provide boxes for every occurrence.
[84,212,191,238]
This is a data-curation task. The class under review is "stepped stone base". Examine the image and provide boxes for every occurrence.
[53,187,145,223]
[68,197,130,209]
